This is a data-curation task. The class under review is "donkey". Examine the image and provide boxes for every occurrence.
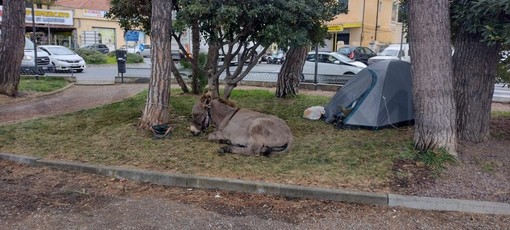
[190,93,293,156]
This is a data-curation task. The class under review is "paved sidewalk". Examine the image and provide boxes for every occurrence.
[0,84,147,124]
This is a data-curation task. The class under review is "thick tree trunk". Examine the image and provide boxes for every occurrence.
[409,0,457,155]
[276,46,307,98]
[190,21,202,94]
[138,0,173,130]
[453,29,501,143]
[0,1,26,96]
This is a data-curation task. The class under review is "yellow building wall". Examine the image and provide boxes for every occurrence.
[51,6,141,51]
[72,9,125,50]
[327,0,403,51]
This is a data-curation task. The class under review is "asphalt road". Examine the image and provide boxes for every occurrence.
[49,60,510,103]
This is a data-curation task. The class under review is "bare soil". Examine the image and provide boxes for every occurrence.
[1,160,509,229]
[1,84,509,206]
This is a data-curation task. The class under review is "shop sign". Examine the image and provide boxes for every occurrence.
[83,9,107,18]
[327,25,344,32]
[0,6,73,26]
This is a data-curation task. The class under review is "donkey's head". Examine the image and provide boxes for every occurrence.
[189,93,212,136]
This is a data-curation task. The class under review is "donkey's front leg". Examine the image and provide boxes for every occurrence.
[218,144,262,156]
[207,131,225,142]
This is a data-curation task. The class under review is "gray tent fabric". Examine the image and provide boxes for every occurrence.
[323,60,413,129]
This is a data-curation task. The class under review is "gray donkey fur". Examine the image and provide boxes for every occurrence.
[190,93,292,156]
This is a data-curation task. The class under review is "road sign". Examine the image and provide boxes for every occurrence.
[125,31,139,42]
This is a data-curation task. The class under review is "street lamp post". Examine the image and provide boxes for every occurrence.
[31,0,39,76]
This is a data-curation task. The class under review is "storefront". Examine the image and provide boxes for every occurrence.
[0,6,76,48]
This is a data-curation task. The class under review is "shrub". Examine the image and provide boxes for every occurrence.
[126,53,144,63]
[74,48,107,64]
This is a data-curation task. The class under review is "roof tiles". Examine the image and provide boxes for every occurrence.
[55,0,110,11]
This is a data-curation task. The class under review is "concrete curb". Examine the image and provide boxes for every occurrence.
[0,152,41,166]
[1,153,509,215]
[389,194,510,215]
[1,83,75,106]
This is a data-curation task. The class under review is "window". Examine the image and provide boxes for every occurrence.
[338,0,348,10]
[391,1,399,22]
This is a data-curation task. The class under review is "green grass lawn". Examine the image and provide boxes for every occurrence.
[0,89,417,191]
[18,77,70,92]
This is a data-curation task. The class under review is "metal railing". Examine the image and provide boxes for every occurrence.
[122,67,354,85]
[20,66,78,76]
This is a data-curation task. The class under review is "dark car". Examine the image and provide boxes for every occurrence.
[337,46,377,65]
[83,43,110,54]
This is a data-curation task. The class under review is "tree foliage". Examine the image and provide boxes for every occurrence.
[451,0,510,46]
[107,0,343,98]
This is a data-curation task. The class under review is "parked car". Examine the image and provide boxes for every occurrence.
[171,50,183,61]
[20,37,53,74]
[337,46,377,65]
[39,45,86,73]
[368,43,410,65]
[83,43,110,54]
[302,52,366,81]
[120,44,151,57]
[267,51,286,64]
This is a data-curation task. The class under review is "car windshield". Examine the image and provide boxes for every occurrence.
[380,49,399,56]
[329,52,354,63]
[46,47,75,55]
[338,47,351,55]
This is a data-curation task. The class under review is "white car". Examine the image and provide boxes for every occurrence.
[39,45,86,73]
[303,51,366,78]
[120,44,151,57]
[367,43,410,65]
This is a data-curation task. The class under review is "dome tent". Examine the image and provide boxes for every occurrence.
[323,60,414,129]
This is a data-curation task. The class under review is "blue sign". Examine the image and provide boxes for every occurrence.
[125,31,139,42]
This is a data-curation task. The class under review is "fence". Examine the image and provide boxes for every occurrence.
[121,67,354,85]
[20,66,80,76]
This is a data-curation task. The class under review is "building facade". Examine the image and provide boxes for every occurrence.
[0,1,148,51]
[325,0,405,52]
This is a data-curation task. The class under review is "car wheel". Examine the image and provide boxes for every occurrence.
[76,69,84,73]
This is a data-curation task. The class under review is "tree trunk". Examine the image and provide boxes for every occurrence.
[170,58,189,93]
[138,0,173,130]
[409,0,457,155]
[222,46,269,99]
[206,43,221,98]
[453,29,501,143]
[190,21,202,94]
[276,46,308,98]
[0,1,26,96]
